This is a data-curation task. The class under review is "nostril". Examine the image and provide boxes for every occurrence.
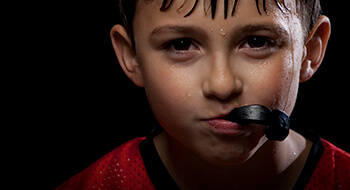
[202,72,243,101]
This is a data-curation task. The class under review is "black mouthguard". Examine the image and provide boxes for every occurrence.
[224,105,290,141]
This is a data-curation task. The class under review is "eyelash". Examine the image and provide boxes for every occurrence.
[164,38,200,61]
[240,36,278,58]
[163,36,278,60]
[242,36,276,49]
[165,38,198,51]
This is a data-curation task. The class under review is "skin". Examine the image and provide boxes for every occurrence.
[111,0,331,189]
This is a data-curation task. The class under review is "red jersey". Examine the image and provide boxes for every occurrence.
[56,137,350,190]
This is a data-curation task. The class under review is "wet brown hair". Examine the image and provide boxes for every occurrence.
[118,0,321,46]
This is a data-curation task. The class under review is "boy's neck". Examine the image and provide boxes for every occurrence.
[153,130,312,190]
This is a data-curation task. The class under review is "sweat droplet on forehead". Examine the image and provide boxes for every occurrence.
[218,28,226,36]
[208,27,226,36]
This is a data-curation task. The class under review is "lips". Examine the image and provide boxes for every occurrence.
[206,118,243,135]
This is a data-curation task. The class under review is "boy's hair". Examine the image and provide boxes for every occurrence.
[119,0,321,46]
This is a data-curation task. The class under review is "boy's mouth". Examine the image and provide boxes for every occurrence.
[207,105,290,141]
[206,119,243,136]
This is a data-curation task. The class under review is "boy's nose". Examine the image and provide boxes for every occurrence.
[202,55,243,101]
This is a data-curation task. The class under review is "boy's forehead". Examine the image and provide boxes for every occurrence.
[134,0,300,38]
[133,0,306,55]
[136,0,296,19]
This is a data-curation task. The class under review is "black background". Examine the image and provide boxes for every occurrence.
[14,1,349,189]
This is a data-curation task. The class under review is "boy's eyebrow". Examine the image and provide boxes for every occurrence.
[150,23,289,39]
[150,25,207,37]
[235,23,289,37]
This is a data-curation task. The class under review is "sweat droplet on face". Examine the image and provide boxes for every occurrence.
[181,91,192,101]
[169,64,180,71]
[219,28,226,36]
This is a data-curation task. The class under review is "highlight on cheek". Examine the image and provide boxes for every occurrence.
[159,0,291,19]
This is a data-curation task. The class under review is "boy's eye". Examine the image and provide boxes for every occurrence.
[163,38,200,62]
[166,38,199,52]
[172,39,192,50]
[244,36,272,48]
[240,36,278,59]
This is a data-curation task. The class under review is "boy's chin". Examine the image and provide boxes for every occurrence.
[195,134,268,166]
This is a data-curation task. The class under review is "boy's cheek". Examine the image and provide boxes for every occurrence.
[139,52,198,102]
[242,56,298,112]
[142,65,193,111]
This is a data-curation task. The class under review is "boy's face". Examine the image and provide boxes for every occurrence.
[117,0,324,165]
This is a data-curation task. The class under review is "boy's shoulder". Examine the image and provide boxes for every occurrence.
[55,137,156,190]
[55,136,350,190]
[305,139,350,190]
[320,139,350,175]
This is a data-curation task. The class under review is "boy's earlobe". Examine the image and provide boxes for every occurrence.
[110,25,144,87]
[300,16,331,83]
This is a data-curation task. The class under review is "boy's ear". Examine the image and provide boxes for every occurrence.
[110,25,144,87]
[300,16,331,82]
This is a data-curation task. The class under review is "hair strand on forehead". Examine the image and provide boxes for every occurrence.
[184,0,199,17]
[274,0,283,12]
[211,0,217,19]
[160,0,291,18]
[224,0,228,18]
[231,0,239,16]
[273,0,290,13]
[160,0,173,11]
[256,0,262,15]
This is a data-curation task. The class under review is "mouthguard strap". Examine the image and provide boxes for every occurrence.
[224,105,290,141]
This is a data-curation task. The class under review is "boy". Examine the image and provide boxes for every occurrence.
[56,0,350,189]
